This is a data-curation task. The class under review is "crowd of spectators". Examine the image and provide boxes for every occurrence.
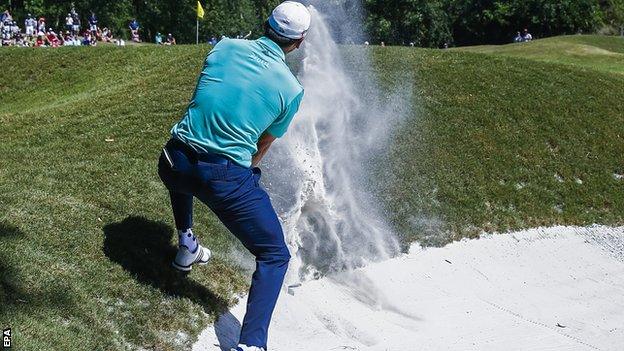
[513,29,534,43]
[1,8,120,47]
[155,32,177,45]
[3,7,218,48]
[0,8,151,47]
[6,8,437,48]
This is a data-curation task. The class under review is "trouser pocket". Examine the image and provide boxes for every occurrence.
[158,149,192,194]
[158,152,173,187]
[162,147,175,169]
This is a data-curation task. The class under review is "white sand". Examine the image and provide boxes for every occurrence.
[193,226,624,351]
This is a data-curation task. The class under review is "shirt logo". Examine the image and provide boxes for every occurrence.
[249,52,269,69]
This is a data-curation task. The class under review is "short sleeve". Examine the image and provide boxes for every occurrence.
[266,90,304,138]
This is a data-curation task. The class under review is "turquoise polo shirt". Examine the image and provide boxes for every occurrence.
[171,36,304,168]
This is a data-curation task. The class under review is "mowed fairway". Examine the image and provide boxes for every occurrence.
[458,34,624,74]
[1,35,624,350]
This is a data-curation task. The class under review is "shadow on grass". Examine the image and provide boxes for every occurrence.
[102,216,229,315]
[0,221,75,317]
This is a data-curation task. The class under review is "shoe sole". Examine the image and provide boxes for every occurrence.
[172,247,211,272]
[172,261,193,272]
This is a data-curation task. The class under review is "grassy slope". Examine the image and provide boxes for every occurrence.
[458,35,624,74]
[1,35,623,349]
[0,46,247,351]
[374,35,624,245]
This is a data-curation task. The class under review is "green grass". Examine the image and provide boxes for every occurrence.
[372,35,624,245]
[0,46,248,350]
[458,35,624,74]
[1,35,623,349]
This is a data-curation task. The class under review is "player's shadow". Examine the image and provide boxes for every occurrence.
[102,216,228,315]
[0,221,75,316]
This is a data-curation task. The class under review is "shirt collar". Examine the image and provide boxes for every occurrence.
[257,36,285,61]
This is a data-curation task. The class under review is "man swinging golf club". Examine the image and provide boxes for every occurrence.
[158,2,310,351]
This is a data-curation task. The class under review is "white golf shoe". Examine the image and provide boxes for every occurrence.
[172,244,211,272]
[231,345,265,351]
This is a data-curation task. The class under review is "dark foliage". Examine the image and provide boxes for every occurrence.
[0,1,622,47]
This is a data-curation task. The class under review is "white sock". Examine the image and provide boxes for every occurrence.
[178,228,198,253]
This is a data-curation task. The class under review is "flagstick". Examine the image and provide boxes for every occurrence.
[196,19,199,44]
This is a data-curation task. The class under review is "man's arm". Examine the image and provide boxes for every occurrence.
[252,132,276,167]
[253,90,303,167]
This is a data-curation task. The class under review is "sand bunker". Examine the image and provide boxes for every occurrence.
[194,225,624,351]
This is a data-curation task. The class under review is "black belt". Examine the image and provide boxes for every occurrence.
[166,138,231,165]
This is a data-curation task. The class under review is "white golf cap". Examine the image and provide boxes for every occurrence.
[268,1,311,40]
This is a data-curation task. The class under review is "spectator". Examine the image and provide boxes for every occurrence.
[72,32,80,46]
[522,28,533,41]
[101,27,113,42]
[1,10,12,23]
[63,31,72,46]
[208,36,217,45]
[155,32,163,45]
[15,33,28,47]
[65,13,73,33]
[165,33,176,45]
[35,34,46,47]
[82,31,94,46]
[1,21,11,46]
[514,31,523,42]
[37,17,46,35]
[57,31,65,46]
[89,12,98,35]
[68,32,81,46]
[10,20,19,36]
[46,29,60,47]
[25,14,36,39]
[72,14,80,36]
[129,18,140,42]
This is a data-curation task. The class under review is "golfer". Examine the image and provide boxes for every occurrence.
[157,2,310,351]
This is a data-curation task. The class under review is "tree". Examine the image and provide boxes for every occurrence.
[364,0,452,47]
[1,0,617,46]
[602,0,624,35]
[444,0,604,46]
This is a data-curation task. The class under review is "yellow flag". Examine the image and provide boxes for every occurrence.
[197,1,205,19]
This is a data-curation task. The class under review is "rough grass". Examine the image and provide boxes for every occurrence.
[0,46,248,351]
[373,35,624,246]
[1,35,623,349]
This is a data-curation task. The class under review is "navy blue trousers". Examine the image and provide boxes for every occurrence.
[158,139,290,349]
